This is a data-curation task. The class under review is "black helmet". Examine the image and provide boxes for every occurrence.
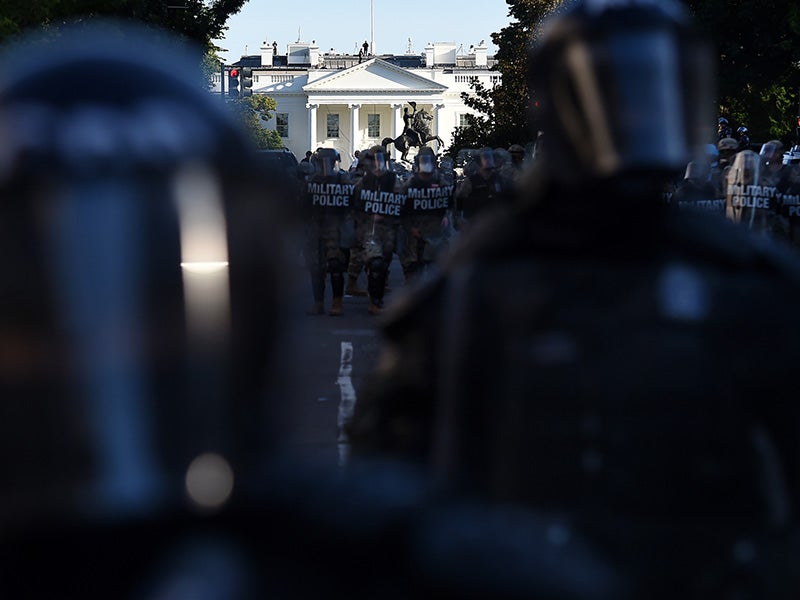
[527,0,714,186]
[0,21,287,528]
[311,147,341,177]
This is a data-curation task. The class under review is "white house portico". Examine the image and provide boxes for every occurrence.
[298,58,448,159]
[216,40,498,167]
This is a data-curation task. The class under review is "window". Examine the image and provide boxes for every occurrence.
[326,113,340,138]
[367,113,381,138]
[459,114,471,129]
[276,113,289,138]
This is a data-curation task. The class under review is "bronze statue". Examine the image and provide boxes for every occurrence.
[382,102,444,163]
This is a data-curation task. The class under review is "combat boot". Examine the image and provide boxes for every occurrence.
[345,275,367,297]
[368,299,383,316]
[306,301,324,316]
[329,297,344,316]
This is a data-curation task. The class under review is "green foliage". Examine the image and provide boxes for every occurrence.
[452,0,800,156]
[0,0,248,47]
[685,0,800,143]
[228,95,283,150]
[447,0,561,157]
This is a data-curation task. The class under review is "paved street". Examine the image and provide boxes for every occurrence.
[275,252,409,467]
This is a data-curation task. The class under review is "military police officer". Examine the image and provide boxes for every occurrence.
[349,0,800,596]
[303,148,355,316]
[351,145,405,315]
[399,147,455,282]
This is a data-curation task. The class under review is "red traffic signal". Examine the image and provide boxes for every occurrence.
[228,68,240,98]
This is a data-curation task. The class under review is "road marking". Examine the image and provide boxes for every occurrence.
[332,329,376,337]
[336,341,357,467]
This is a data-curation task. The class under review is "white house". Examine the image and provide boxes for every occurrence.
[211,40,499,167]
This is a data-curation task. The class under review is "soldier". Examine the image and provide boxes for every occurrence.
[0,19,295,597]
[453,146,512,230]
[672,160,725,216]
[302,148,355,316]
[399,147,455,282]
[349,0,800,596]
[736,125,751,151]
[717,116,733,140]
[351,145,405,315]
[725,148,783,235]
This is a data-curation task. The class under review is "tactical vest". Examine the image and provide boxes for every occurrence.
[305,174,354,217]
[403,177,454,218]
[461,172,503,219]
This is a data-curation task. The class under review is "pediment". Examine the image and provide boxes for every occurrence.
[303,58,447,93]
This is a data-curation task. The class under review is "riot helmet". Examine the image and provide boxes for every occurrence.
[759,140,784,165]
[717,117,732,138]
[717,138,739,153]
[508,144,526,165]
[478,147,496,171]
[684,160,710,183]
[311,147,341,177]
[0,21,287,527]
[416,147,437,174]
[528,0,714,187]
[369,145,388,174]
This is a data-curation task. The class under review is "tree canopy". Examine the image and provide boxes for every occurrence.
[448,0,800,156]
[0,0,247,47]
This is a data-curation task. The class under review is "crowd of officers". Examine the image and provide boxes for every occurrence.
[665,129,800,244]
[299,144,525,316]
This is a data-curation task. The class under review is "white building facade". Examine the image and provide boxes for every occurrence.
[213,40,499,167]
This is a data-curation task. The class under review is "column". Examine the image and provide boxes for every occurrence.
[306,103,318,152]
[349,103,361,159]
[391,103,403,162]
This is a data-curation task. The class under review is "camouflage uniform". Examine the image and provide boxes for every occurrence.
[303,170,355,314]
[351,168,404,313]
[400,170,455,280]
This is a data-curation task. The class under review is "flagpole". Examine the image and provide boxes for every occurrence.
[370,0,374,54]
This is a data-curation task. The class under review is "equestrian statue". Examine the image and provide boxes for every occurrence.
[382,101,444,163]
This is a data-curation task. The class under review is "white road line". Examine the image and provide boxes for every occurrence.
[337,341,357,466]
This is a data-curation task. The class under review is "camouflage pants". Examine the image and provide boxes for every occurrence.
[355,216,397,304]
[305,220,348,272]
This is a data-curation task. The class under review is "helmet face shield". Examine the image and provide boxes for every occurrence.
[373,151,387,173]
[312,150,339,176]
[417,153,436,174]
[478,148,496,170]
[531,2,714,184]
[759,141,783,164]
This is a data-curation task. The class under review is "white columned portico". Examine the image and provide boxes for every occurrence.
[348,103,361,158]
[391,103,403,162]
[306,103,319,152]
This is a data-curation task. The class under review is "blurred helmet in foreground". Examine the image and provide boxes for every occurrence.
[0,20,287,527]
[527,0,714,187]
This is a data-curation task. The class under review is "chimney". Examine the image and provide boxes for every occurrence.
[425,42,435,67]
[260,41,273,67]
[474,40,488,67]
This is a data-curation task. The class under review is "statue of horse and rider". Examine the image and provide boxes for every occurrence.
[382,101,444,163]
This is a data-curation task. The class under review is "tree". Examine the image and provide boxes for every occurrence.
[0,0,248,47]
[447,0,561,156]
[685,0,800,143]
[228,95,283,150]
[450,0,800,156]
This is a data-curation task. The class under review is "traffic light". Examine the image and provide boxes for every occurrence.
[240,67,253,98]
[228,68,240,98]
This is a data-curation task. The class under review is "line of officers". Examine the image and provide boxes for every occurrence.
[298,144,524,316]
[665,136,800,243]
